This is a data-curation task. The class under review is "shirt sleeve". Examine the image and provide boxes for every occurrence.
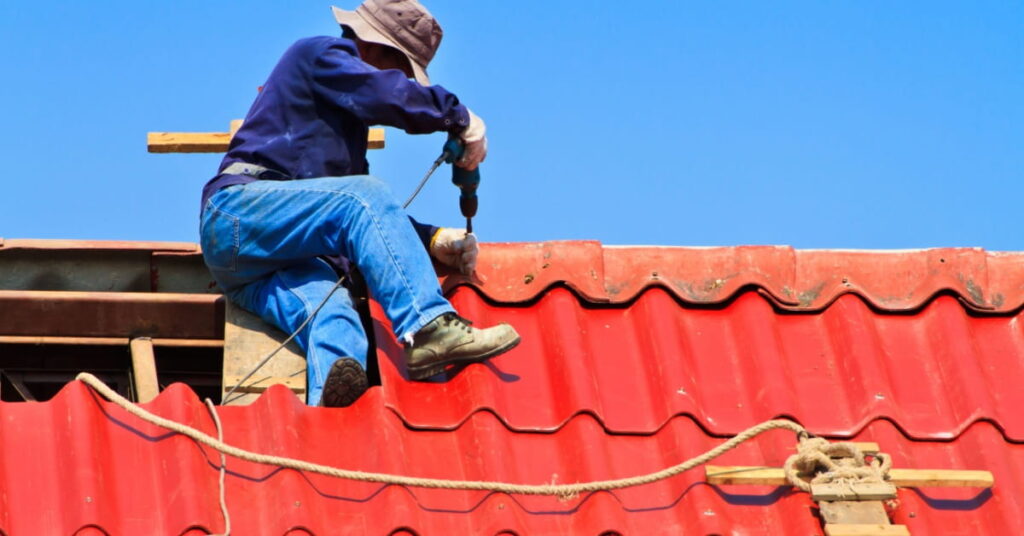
[408,216,440,251]
[313,44,470,135]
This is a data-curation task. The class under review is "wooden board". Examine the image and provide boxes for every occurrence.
[824,524,910,536]
[222,375,305,394]
[812,482,897,501]
[222,301,306,405]
[148,126,385,153]
[705,466,994,488]
[148,131,233,153]
[819,501,890,525]
[129,337,159,403]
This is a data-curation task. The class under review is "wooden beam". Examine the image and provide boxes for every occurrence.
[147,131,233,153]
[824,524,910,536]
[148,122,386,153]
[705,466,994,488]
[812,482,898,502]
[222,301,306,405]
[222,375,305,394]
[888,469,994,488]
[819,501,890,525]
[130,337,160,403]
[366,127,385,148]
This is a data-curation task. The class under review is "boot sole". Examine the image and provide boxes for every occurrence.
[319,357,369,408]
[407,334,522,381]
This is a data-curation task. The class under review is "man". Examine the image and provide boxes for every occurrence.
[199,0,520,408]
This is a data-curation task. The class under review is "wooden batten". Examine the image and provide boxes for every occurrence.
[148,120,385,153]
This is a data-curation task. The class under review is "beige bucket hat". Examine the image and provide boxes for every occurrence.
[332,0,442,86]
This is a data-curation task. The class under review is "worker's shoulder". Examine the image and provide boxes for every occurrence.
[286,35,358,57]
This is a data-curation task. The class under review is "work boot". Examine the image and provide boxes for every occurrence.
[319,357,368,408]
[405,313,521,380]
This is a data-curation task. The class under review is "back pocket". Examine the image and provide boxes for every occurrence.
[200,202,240,272]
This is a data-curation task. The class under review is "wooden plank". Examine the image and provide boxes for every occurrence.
[367,127,385,149]
[812,482,897,501]
[147,131,233,153]
[148,127,386,153]
[222,301,306,405]
[819,501,890,525]
[706,466,994,488]
[824,524,910,536]
[223,375,305,393]
[890,469,994,488]
[130,337,160,403]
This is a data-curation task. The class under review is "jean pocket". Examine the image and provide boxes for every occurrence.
[200,203,240,272]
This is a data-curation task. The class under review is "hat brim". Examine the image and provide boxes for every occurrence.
[332,5,430,86]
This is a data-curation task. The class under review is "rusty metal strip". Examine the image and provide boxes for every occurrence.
[0,290,224,339]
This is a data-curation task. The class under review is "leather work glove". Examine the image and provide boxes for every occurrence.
[430,228,478,275]
[457,109,487,171]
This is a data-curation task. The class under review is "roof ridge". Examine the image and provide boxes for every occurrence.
[438,242,1024,312]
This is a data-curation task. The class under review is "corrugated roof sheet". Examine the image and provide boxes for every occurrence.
[4,383,1018,535]
[375,287,1024,439]
[1,240,1021,535]
[443,242,1024,311]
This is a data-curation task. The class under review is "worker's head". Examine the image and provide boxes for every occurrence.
[332,0,442,86]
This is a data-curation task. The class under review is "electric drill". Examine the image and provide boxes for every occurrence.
[442,138,480,233]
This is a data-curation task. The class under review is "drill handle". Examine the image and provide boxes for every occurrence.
[442,138,465,165]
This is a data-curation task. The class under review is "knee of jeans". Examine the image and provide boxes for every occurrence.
[348,175,398,208]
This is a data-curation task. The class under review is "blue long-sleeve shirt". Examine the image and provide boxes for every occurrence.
[201,35,470,248]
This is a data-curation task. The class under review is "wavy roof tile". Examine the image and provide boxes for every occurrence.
[443,242,1024,312]
[376,287,1024,439]
[0,382,1016,535]
[2,239,1022,534]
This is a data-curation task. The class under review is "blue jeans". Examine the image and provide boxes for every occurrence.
[199,175,455,405]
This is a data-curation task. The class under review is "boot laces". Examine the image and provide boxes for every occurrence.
[443,313,473,332]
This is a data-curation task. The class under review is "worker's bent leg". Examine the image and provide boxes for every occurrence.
[227,259,369,406]
[201,175,454,341]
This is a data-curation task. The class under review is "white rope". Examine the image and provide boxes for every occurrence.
[204,399,231,535]
[79,372,811,499]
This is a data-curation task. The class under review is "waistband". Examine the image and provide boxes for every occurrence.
[221,162,290,180]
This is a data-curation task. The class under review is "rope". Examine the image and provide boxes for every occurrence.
[783,437,892,494]
[204,399,231,535]
[80,372,810,499]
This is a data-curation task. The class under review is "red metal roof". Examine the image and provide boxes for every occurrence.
[1,241,1021,535]
[444,242,1024,311]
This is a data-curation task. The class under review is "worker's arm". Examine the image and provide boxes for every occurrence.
[408,217,439,250]
[314,45,470,135]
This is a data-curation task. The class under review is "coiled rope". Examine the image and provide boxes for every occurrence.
[783,437,892,493]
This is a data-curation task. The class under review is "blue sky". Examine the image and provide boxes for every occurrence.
[1,1,1021,249]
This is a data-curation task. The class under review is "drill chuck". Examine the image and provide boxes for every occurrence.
[459,187,478,219]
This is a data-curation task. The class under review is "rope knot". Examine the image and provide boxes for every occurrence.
[783,437,891,493]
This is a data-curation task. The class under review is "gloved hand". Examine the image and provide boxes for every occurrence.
[430,228,478,275]
[457,109,487,171]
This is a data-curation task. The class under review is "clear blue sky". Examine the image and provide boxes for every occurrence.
[1,1,1021,249]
